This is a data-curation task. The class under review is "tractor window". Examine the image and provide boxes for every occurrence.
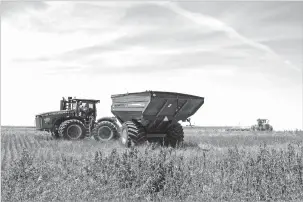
[89,103,93,108]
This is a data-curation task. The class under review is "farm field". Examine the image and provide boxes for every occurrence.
[1,126,303,201]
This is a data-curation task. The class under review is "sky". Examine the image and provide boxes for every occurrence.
[1,1,302,130]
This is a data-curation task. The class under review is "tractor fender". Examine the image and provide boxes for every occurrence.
[96,117,121,131]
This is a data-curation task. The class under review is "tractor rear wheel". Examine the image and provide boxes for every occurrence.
[164,122,184,147]
[93,121,118,141]
[120,121,146,147]
[58,119,86,140]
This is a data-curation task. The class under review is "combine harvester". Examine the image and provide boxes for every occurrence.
[226,119,274,132]
[111,91,204,147]
[251,119,273,131]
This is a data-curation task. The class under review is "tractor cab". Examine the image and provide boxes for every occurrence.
[60,97,100,120]
[257,119,269,126]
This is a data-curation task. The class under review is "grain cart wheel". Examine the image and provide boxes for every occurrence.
[164,122,184,147]
[120,121,146,147]
[58,119,86,140]
[93,121,118,141]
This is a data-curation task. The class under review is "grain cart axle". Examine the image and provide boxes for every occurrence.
[111,91,204,147]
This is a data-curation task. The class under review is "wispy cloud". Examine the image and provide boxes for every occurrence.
[1,1,48,17]
[2,1,302,129]
[4,1,302,80]
[166,2,297,67]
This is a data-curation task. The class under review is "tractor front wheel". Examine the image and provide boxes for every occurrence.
[164,122,184,147]
[93,121,118,141]
[58,119,86,140]
[120,121,146,147]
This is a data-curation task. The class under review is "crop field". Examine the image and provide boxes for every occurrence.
[1,126,303,201]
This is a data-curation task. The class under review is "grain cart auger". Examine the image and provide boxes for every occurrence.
[111,91,204,147]
[35,97,119,141]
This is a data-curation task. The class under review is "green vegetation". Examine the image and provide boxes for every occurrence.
[1,127,303,201]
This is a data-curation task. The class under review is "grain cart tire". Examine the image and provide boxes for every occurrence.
[58,119,86,140]
[164,122,184,147]
[93,121,118,141]
[120,121,146,147]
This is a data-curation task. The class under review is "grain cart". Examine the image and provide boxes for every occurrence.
[251,119,273,131]
[111,91,204,147]
[35,97,119,141]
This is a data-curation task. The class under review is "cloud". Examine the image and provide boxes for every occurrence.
[166,3,284,59]
[176,2,303,66]
[5,2,302,83]
[2,1,302,129]
[1,1,48,17]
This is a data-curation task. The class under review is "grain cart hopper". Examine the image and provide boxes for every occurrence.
[35,97,119,141]
[111,91,204,147]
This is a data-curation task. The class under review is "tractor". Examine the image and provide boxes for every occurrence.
[35,97,119,141]
[251,119,273,131]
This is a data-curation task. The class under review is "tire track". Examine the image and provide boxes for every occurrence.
[17,133,25,151]
[33,134,42,148]
[1,148,5,164]
[22,134,31,150]
[39,149,45,162]
[1,144,7,170]
[1,133,7,165]
[46,149,52,161]
[10,134,18,162]
[26,135,36,149]
[15,133,24,160]
[5,134,12,169]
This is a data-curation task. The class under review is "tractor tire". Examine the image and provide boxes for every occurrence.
[120,121,146,147]
[164,122,184,147]
[93,121,118,141]
[58,119,86,140]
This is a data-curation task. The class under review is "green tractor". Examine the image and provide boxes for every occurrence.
[35,97,119,141]
[251,119,273,131]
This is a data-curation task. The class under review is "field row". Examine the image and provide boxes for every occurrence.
[1,127,303,170]
[1,127,303,201]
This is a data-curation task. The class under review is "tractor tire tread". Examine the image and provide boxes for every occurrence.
[92,121,119,141]
[58,119,86,140]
